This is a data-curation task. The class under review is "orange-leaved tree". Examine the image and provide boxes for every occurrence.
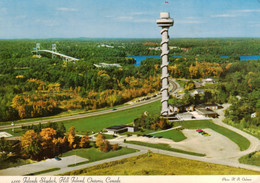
[79,133,90,148]
[68,126,76,149]
[20,130,41,160]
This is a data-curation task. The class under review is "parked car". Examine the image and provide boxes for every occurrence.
[54,156,61,161]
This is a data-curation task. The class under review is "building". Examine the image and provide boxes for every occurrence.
[94,63,121,68]
[105,125,135,135]
[169,103,195,113]
[195,107,219,118]
[202,78,215,84]
[176,112,194,120]
[186,104,195,112]
[192,89,204,95]
[198,104,220,110]
[251,112,257,118]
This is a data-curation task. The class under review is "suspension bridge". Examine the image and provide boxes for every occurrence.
[32,43,79,61]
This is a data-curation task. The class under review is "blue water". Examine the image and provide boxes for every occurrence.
[240,55,260,61]
[129,55,260,66]
[129,55,183,66]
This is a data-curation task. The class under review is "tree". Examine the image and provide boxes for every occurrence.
[185,81,195,90]
[57,122,66,137]
[101,140,111,152]
[0,137,13,160]
[112,143,119,151]
[21,130,41,160]
[240,118,248,129]
[95,133,105,148]
[79,133,90,148]
[39,128,57,158]
[68,126,76,149]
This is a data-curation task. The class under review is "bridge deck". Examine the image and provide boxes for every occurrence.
[32,49,79,61]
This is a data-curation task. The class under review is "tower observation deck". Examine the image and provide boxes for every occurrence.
[157,12,174,116]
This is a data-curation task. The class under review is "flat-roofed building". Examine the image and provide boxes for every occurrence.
[176,112,194,120]
[195,107,219,118]
[105,125,135,135]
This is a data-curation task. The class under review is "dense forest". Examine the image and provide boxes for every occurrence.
[0,38,259,134]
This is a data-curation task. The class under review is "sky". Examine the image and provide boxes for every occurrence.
[0,0,260,39]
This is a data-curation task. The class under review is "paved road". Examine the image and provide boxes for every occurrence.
[212,104,260,161]
[0,155,88,176]
[40,141,260,175]
[41,150,146,176]
[0,79,179,131]
[119,143,260,172]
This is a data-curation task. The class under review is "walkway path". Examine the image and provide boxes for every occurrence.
[148,126,182,135]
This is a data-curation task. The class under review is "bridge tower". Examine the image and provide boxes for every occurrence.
[52,44,57,59]
[36,43,41,58]
[157,12,174,116]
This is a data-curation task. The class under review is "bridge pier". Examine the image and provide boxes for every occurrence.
[52,44,57,59]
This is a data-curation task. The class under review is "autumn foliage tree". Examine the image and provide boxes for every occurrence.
[79,133,90,148]
[95,133,111,152]
[39,128,57,158]
[95,133,105,148]
[68,126,76,149]
[21,130,41,160]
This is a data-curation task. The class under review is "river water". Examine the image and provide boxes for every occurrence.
[129,55,260,66]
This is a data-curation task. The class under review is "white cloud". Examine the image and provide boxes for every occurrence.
[211,9,260,18]
[57,7,78,12]
[114,16,154,23]
[133,19,154,23]
[177,20,203,24]
[35,19,58,27]
[211,14,238,18]
[116,16,134,21]
[236,9,260,13]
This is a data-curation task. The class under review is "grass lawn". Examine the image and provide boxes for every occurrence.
[0,100,161,136]
[125,141,205,157]
[152,129,187,142]
[63,100,161,135]
[94,134,116,139]
[174,120,250,151]
[61,146,138,166]
[0,157,36,170]
[239,151,260,166]
[0,103,128,127]
[63,153,260,175]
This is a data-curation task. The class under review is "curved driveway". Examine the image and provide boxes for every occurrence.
[212,104,260,161]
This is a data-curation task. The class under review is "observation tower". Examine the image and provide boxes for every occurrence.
[157,12,174,116]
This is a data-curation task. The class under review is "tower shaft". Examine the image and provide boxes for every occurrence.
[157,12,174,116]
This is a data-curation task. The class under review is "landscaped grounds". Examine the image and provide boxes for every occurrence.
[175,120,250,151]
[62,153,260,175]
[152,129,187,142]
[61,146,138,166]
[125,141,205,157]
[63,101,161,134]
[239,151,260,166]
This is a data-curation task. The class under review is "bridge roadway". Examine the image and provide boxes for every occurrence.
[33,49,79,61]
[0,79,179,131]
